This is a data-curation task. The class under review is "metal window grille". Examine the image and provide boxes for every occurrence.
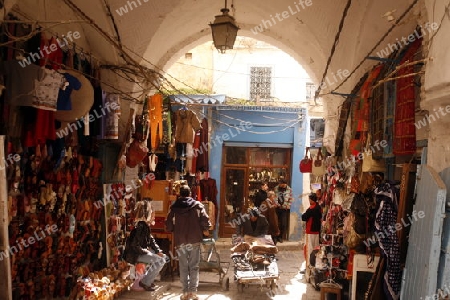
[306,82,316,101]
[250,67,272,101]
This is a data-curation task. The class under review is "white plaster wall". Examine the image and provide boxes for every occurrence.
[165,43,215,91]
[422,0,450,172]
[211,39,310,102]
[166,38,311,103]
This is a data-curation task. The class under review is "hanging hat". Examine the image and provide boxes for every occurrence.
[55,69,94,123]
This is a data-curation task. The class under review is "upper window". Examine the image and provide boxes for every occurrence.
[306,82,316,101]
[250,67,272,101]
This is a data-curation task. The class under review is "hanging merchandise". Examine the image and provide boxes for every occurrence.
[54,70,94,122]
[362,134,386,173]
[299,147,312,173]
[312,148,325,176]
[126,139,148,168]
[148,93,163,150]
[102,93,121,139]
[393,38,422,155]
[374,182,402,299]
[174,108,201,143]
[343,212,365,249]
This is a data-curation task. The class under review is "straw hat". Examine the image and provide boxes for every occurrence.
[55,69,94,123]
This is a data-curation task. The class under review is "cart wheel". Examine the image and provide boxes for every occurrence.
[237,283,244,293]
[270,281,277,290]
[222,277,230,291]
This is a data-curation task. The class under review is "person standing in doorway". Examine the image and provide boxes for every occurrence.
[274,178,293,242]
[260,191,280,245]
[165,185,211,300]
[300,193,322,276]
[254,181,268,208]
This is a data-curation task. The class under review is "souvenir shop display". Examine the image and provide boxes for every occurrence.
[307,34,425,299]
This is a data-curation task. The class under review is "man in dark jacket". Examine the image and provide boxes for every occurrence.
[123,200,167,291]
[165,185,211,300]
[237,207,269,242]
[300,193,322,277]
[253,181,268,208]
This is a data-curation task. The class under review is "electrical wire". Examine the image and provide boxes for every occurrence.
[174,60,310,79]
[328,0,421,95]
[314,0,353,102]
[8,0,307,112]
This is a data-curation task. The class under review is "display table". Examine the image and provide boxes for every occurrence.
[351,254,380,300]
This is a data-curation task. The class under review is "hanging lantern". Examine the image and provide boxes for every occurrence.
[209,0,240,53]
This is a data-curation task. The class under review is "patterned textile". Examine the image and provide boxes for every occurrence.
[103,93,120,139]
[349,66,383,158]
[374,183,401,300]
[33,68,64,111]
[393,38,422,155]
[335,98,353,157]
[371,65,389,159]
[335,74,367,156]
[162,97,171,145]
[383,80,396,158]
[356,65,383,133]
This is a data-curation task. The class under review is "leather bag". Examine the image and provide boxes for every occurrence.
[299,147,313,173]
[312,148,325,176]
[126,139,148,168]
[343,212,366,249]
[362,134,386,173]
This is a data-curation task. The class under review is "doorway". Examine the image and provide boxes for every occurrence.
[219,167,248,237]
[218,146,292,238]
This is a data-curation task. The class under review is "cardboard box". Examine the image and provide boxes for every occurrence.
[141,180,171,200]
[141,180,172,215]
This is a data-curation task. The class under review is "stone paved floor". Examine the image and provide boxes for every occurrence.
[116,239,321,300]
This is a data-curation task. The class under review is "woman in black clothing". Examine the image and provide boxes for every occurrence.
[123,200,167,291]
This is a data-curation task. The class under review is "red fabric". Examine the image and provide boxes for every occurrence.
[22,34,64,146]
[305,202,319,234]
[35,110,56,144]
[357,65,383,132]
[39,36,63,70]
[191,129,201,173]
[197,118,209,172]
[199,178,218,219]
[394,39,421,155]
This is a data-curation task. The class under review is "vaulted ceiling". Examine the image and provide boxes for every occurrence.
[3,0,431,149]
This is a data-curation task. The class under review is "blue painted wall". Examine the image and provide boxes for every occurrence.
[208,107,307,241]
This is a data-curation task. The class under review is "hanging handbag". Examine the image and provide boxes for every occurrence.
[299,147,313,173]
[312,148,325,176]
[343,212,366,249]
[362,134,386,173]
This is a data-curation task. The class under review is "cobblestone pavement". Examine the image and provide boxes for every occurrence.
[117,239,321,300]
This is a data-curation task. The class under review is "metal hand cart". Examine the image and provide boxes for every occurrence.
[199,238,231,291]
[232,247,279,293]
